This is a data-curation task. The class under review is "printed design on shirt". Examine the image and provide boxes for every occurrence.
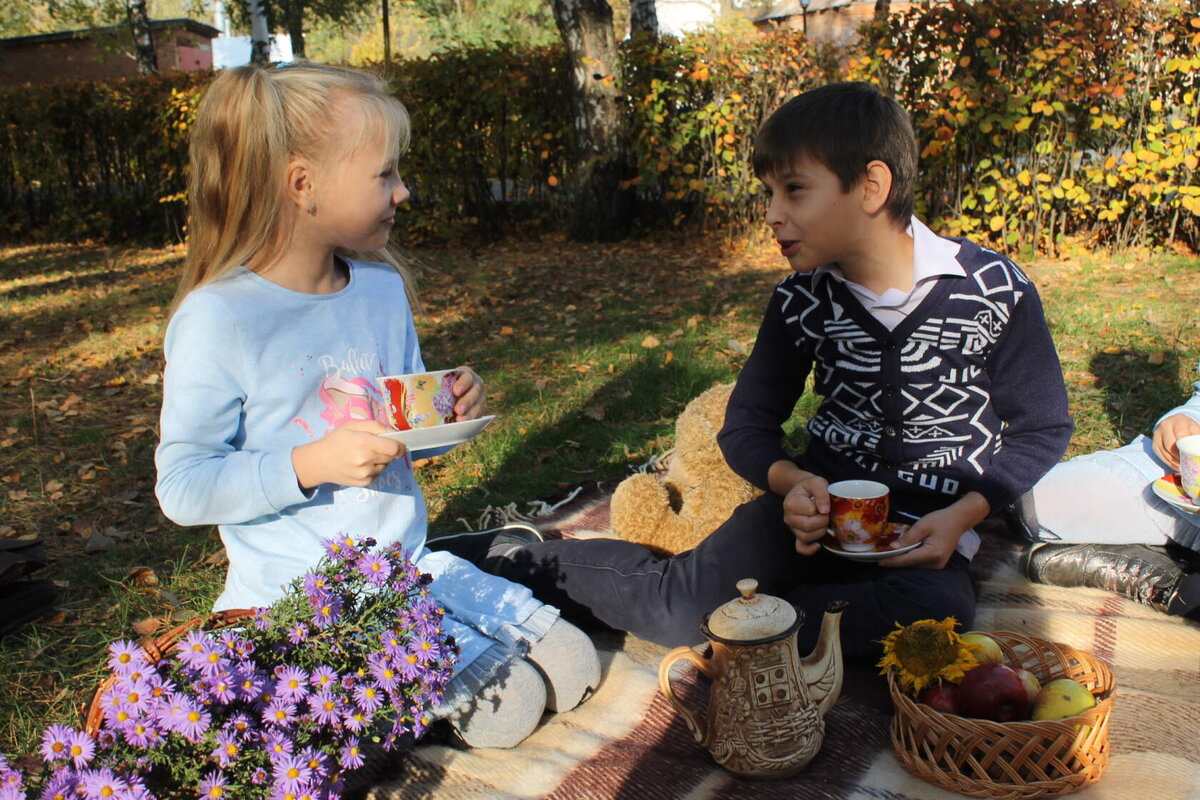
[293,347,415,497]
[776,257,1023,491]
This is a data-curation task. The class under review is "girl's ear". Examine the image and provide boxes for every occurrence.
[286,159,313,213]
[860,159,894,217]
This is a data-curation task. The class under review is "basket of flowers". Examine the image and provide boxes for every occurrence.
[2,535,458,800]
[880,619,1115,799]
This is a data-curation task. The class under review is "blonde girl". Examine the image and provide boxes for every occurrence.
[155,63,598,748]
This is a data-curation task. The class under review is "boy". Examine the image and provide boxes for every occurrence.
[440,82,1073,661]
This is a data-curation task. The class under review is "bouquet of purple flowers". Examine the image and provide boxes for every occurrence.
[1,535,457,800]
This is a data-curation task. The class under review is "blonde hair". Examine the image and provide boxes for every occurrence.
[171,62,417,315]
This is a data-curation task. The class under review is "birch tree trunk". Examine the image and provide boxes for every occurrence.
[629,0,658,39]
[126,0,157,74]
[246,0,271,64]
[552,0,634,241]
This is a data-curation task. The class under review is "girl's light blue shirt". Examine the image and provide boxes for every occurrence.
[155,260,547,673]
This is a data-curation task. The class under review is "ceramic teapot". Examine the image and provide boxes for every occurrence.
[658,579,848,780]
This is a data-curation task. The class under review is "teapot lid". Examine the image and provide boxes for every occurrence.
[706,579,798,641]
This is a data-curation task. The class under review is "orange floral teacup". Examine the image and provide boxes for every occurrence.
[828,480,889,552]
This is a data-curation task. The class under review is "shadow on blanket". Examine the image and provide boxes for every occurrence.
[359,484,1200,800]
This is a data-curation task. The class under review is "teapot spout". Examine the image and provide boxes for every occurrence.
[799,600,848,719]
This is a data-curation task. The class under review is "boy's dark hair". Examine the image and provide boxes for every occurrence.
[753,81,917,224]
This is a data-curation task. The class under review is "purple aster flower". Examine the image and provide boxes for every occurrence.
[226,711,256,735]
[309,690,341,726]
[288,623,309,645]
[343,708,371,734]
[103,704,136,730]
[212,730,241,767]
[252,607,272,631]
[219,630,254,659]
[309,666,338,691]
[106,640,148,675]
[178,629,218,670]
[203,670,238,705]
[353,683,384,713]
[250,768,268,785]
[262,698,298,728]
[111,676,153,715]
[158,693,211,742]
[380,631,405,657]
[356,553,392,586]
[40,771,76,800]
[274,666,308,701]
[235,666,266,702]
[122,719,161,749]
[310,593,344,628]
[410,635,438,664]
[263,730,293,763]
[396,651,423,682]
[300,747,330,781]
[302,571,331,598]
[79,767,126,799]
[339,739,365,770]
[147,674,177,702]
[64,730,94,768]
[369,656,401,691]
[273,753,312,794]
[39,724,74,763]
[197,770,229,799]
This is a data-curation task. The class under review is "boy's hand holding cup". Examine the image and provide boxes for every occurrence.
[827,479,890,551]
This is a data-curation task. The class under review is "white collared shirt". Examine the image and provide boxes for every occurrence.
[813,217,964,330]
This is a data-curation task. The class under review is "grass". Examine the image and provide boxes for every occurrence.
[0,232,1197,759]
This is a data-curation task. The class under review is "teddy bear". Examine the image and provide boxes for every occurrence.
[609,383,763,556]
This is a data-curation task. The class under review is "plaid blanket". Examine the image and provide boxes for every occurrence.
[364,483,1200,800]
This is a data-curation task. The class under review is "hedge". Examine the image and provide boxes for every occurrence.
[0,0,1195,251]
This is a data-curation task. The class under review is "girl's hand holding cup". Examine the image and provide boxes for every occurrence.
[293,420,407,489]
[449,366,487,421]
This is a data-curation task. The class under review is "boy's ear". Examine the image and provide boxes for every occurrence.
[286,159,313,212]
[860,159,894,217]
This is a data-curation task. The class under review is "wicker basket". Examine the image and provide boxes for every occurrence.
[85,609,254,736]
[888,630,1115,799]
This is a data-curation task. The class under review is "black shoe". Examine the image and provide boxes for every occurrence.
[1022,542,1199,616]
[427,522,544,567]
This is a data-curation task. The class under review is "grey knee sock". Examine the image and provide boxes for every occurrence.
[523,618,601,713]
[449,658,546,749]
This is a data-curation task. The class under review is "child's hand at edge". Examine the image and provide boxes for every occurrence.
[292,420,407,489]
[1153,413,1200,471]
[451,366,487,420]
[881,491,990,569]
[769,460,831,556]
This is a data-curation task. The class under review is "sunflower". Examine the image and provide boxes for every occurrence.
[877,617,980,694]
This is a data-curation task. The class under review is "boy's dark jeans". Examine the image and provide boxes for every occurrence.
[491,493,976,663]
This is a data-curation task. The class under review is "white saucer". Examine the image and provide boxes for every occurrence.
[380,415,496,451]
[1151,475,1200,514]
[820,524,921,562]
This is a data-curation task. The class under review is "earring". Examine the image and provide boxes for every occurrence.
[306,204,317,217]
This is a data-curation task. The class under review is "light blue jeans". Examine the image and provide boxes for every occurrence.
[1023,436,1200,552]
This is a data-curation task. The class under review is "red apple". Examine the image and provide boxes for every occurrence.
[918,683,960,715]
[1014,667,1041,707]
[957,663,1031,722]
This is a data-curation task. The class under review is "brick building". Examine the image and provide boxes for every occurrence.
[753,0,932,46]
[0,18,219,87]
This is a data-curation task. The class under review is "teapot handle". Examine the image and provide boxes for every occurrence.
[659,646,717,745]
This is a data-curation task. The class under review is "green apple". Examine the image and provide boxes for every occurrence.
[1031,678,1096,720]
[962,631,1004,665]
